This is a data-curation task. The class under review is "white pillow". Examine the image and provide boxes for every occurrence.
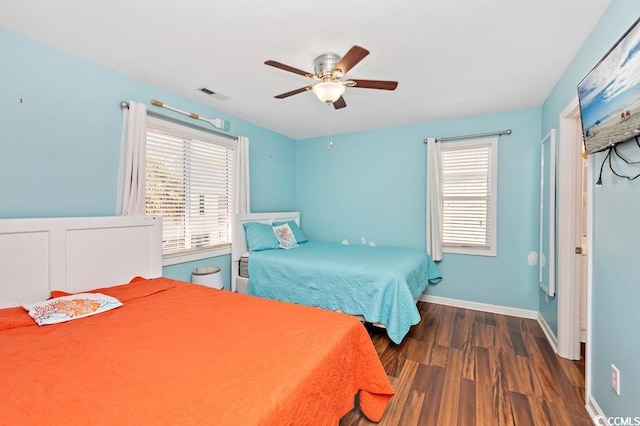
[272,223,299,249]
[23,293,123,326]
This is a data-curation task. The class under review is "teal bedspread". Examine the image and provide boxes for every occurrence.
[247,241,441,344]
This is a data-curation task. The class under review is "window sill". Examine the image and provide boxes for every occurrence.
[443,246,496,257]
[162,245,232,266]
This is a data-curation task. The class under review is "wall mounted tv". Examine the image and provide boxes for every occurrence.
[578,17,640,154]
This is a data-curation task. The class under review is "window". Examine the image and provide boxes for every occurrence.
[145,117,233,263]
[440,137,497,256]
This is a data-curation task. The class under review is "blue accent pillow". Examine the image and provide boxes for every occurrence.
[243,222,279,251]
[272,220,308,243]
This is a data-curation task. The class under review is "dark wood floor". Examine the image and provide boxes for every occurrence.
[340,302,590,426]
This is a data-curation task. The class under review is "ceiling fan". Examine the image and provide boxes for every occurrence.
[264,45,398,110]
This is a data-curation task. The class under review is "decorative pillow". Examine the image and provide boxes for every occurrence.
[272,220,308,243]
[23,293,123,326]
[243,222,280,251]
[272,224,299,250]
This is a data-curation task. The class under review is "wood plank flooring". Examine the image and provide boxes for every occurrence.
[340,302,591,426]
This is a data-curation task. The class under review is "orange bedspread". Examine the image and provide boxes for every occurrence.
[0,278,393,425]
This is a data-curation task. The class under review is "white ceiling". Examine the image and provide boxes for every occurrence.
[0,0,611,140]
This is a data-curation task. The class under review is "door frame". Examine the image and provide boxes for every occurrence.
[557,96,590,361]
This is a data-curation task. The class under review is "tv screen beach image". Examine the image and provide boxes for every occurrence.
[579,19,640,154]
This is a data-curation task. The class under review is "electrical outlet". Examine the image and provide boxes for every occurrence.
[611,364,621,395]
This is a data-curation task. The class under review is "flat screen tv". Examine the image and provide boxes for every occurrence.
[578,17,640,154]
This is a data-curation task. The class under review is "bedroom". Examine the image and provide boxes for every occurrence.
[1,0,639,424]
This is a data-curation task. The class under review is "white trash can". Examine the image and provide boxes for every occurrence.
[191,266,224,290]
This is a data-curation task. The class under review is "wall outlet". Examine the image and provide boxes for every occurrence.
[611,364,621,395]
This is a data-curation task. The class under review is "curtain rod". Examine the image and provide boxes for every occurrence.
[423,129,512,144]
[119,101,238,141]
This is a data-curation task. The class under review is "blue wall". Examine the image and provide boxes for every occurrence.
[297,108,541,310]
[0,27,297,287]
[540,0,640,417]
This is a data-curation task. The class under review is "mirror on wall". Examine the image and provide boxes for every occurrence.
[539,129,556,297]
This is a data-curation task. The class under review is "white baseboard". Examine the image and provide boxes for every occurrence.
[585,393,606,425]
[419,294,538,319]
[537,312,559,353]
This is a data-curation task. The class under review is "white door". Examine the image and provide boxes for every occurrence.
[557,96,589,361]
[579,153,588,343]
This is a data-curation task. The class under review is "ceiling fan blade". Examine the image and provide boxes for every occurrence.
[274,86,313,99]
[332,46,370,76]
[265,60,314,78]
[349,79,398,91]
[333,96,347,110]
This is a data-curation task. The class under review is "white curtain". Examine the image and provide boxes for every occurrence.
[234,136,251,214]
[117,101,147,216]
[426,137,443,261]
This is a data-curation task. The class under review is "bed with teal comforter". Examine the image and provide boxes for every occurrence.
[247,241,441,344]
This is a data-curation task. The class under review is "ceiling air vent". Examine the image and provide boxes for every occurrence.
[197,87,229,101]
[198,87,215,95]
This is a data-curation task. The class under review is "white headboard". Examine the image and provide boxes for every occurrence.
[231,211,300,291]
[0,216,162,308]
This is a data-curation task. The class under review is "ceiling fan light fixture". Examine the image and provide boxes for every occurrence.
[312,81,345,104]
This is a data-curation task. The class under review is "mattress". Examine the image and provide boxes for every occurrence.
[1,278,394,424]
[240,252,250,278]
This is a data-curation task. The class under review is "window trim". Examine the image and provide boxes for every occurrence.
[146,116,234,265]
[147,117,235,150]
[162,244,231,266]
[440,137,498,257]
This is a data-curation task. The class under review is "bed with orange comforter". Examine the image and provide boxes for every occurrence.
[0,278,393,425]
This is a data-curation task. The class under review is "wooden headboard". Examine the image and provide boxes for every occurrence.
[231,212,300,291]
[0,216,162,308]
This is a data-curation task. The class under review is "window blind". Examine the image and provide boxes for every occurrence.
[441,142,494,249]
[145,127,233,256]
